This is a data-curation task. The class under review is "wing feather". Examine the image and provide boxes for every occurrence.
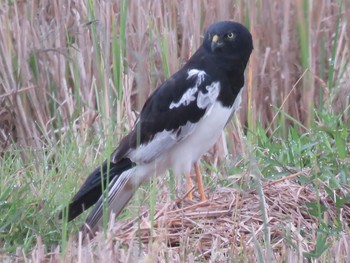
[112,69,221,164]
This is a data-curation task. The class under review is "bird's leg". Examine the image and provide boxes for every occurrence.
[194,163,207,201]
[186,173,193,200]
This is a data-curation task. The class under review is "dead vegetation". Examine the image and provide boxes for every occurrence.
[0,0,349,153]
[1,0,350,262]
[104,180,350,262]
[14,179,349,262]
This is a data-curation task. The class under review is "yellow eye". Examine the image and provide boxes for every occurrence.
[226,32,235,39]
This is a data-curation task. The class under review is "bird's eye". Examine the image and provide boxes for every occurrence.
[226,33,236,39]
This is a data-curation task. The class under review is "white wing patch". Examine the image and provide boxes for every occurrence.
[187,69,206,84]
[169,87,197,109]
[169,69,207,109]
[127,121,195,164]
[197,81,220,109]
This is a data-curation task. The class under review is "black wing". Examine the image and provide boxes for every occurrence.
[112,68,221,163]
[63,67,220,222]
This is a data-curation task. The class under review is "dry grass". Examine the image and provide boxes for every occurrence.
[12,179,350,262]
[1,0,350,262]
[0,0,349,153]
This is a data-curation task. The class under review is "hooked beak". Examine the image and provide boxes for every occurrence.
[211,35,224,52]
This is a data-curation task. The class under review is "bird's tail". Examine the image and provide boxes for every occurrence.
[82,167,139,235]
[59,158,134,222]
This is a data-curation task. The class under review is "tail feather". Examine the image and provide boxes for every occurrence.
[82,168,138,234]
[60,158,134,221]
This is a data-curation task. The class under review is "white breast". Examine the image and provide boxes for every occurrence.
[166,106,231,174]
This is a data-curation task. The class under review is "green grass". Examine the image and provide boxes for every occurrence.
[1,106,349,261]
[0,0,350,261]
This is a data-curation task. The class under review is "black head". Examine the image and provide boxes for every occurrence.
[203,21,253,62]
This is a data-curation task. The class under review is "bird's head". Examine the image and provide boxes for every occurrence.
[203,21,253,63]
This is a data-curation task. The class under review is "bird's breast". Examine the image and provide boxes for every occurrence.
[168,88,242,175]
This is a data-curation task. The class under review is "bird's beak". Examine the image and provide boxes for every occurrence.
[211,35,223,52]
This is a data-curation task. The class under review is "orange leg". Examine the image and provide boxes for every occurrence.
[194,163,207,201]
[186,173,193,200]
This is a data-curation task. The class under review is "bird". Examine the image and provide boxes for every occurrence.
[60,20,253,235]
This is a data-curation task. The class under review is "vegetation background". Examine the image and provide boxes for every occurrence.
[0,0,349,262]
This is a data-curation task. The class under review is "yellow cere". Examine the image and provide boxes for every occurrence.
[212,35,219,43]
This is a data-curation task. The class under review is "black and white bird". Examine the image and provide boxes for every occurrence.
[60,21,253,234]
